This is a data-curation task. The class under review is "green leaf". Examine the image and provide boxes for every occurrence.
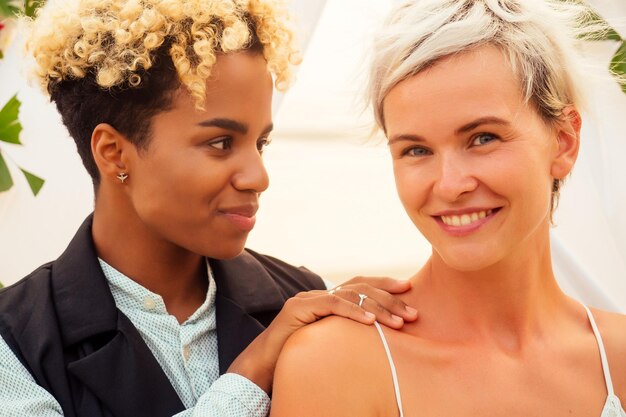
[0,281,4,289]
[0,94,22,144]
[20,167,44,195]
[0,151,14,192]
[23,0,45,17]
[0,1,20,18]
[584,11,622,42]
[610,41,626,94]
[604,28,623,43]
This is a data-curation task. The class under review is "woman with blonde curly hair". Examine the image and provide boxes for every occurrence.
[271,1,626,416]
[0,0,419,416]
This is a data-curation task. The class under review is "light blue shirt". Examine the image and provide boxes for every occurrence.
[0,259,270,417]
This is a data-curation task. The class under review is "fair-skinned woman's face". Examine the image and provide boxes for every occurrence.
[383,45,575,271]
[123,52,273,260]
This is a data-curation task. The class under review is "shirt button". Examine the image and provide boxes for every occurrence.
[143,296,156,310]
[182,345,190,361]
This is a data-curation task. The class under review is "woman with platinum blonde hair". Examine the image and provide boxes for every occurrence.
[271,1,626,416]
[0,0,420,415]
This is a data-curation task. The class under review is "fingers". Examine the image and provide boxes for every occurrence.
[341,276,412,294]
[357,286,417,328]
[326,283,418,323]
[282,292,376,328]
[325,287,408,329]
[298,285,419,325]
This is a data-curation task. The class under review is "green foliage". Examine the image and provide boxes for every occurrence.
[0,3,48,198]
[580,6,626,93]
[0,94,22,144]
[0,0,20,18]
[583,4,626,93]
[0,152,13,192]
[0,95,45,195]
[20,167,44,195]
[554,0,625,93]
[610,41,626,93]
[23,0,44,17]
[0,0,42,18]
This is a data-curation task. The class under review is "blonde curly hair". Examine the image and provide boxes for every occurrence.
[26,0,300,110]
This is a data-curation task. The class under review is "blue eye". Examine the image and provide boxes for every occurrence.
[405,146,432,157]
[471,133,498,146]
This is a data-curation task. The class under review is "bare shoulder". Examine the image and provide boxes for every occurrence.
[283,315,381,357]
[276,315,386,386]
[590,308,626,399]
[271,317,394,417]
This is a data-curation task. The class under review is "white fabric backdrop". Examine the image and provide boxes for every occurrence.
[1,0,625,312]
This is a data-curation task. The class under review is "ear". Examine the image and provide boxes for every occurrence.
[91,123,131,183]
[550,106,581,180]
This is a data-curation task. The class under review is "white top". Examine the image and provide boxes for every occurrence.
[374,305,626,417]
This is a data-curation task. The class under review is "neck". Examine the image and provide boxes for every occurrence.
[92,193,208,322]
[409,228,574,350]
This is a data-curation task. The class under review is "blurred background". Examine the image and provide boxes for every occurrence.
[1,0,625,311]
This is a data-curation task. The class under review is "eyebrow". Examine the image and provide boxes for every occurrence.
[387,116,510,145]
[197,118,274,136]
[454,116,510,135]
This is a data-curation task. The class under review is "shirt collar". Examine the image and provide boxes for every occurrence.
[99,258,217,325]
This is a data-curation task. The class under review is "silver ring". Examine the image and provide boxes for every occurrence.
[358,293,368,307]
[328,285,342,295]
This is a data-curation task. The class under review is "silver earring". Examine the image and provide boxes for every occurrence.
[117,173,128,183]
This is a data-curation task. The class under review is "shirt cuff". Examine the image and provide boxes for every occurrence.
[205,373,270,416]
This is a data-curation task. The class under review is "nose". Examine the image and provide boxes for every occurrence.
[232,149,270,194]
[433,153,478,202]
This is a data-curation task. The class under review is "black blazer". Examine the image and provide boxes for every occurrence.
[0,215,325,417]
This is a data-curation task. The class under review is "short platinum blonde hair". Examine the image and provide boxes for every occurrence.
[368,0,614,131]
[25,0,299,110]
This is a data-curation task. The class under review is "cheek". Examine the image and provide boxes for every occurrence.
[130,149,228,217]
[488,150,553,224]
[393,162,429,218]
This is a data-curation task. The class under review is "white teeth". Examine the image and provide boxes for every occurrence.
[441,209,493,227]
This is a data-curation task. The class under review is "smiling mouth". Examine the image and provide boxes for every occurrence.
[439,208,501,227]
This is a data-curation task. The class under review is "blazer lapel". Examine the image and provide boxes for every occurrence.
[67,314,185,417]
[215,293,266,374]
[211,251,287,374]
[52,215,185,417]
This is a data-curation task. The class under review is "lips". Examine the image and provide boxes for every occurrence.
[219,205,258,218]
[440,209,493,227]
[432,207,502,235]
[218,204,258,232]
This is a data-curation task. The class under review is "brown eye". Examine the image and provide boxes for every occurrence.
[208,137,232,150]
[257,137,272,152]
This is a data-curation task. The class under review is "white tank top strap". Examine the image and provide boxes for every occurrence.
[582,304,615,396]
[374,321,405,417]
